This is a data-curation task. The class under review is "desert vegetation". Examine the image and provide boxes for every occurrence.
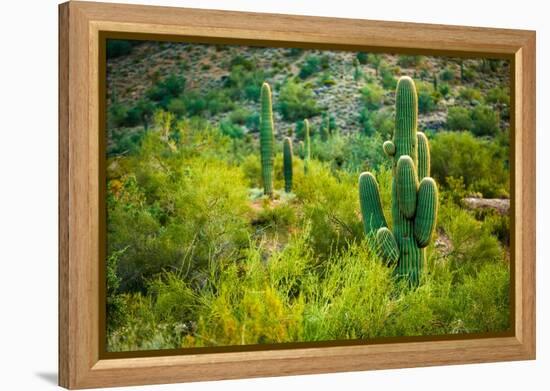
[106,40,511,351]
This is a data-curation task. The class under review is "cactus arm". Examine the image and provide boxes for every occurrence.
[260,82,274,196]
[359,172,387,234]
[283,137,293,193]
[417,132,430,179]
[383,140,396,157]
[395,155,418,218]
[414,177,438,247]
[394,77,418,165]
[376,227,399,263]
[303,119,311,174]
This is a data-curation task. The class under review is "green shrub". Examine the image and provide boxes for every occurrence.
[107,131,251,292]
[486,87,510,106]
[439,83,450,97]
[245,112,260,132]
[108,101,130,128]
[471,104,500,136]
[147,273,198,323]
[106,247,128,332]
[286,48,303,57]
[360,109,394,139]
[454,262,510,332]
[439,67,455,81]
[241,154,262,188]
[447,106,473,130]
[459,87,483,103]
[293,162,363,257]
[229,54,254,71]
[255,202,297,234]
[397,55,424,68]
[416,81,437,113]
[168,90,234,118]
[166,97,187,117]
[317,71,336,87]
[439,201,503,269]
[220,119,245,139]
[107,128,147,156]
[277,79,319,121]
[430,131,509,197]
[107,39,134,59]
[146,74,186,106]
[225,64,267,101]
[461,66,476,82]
[360,83,385,109]
[320,54,330,70]
[367,54,382,70]
[182,92,207,115]
[205,90,235,114]
[379,62,397,89]
[299,55,322,79]
[229,107,252,125]
[356,52,368,64]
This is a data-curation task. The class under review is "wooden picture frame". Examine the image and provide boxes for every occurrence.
[59,1,536,389]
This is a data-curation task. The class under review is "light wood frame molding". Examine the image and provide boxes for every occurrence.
[59,1,536,389]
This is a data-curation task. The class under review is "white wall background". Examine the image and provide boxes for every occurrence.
[0,0,546,389]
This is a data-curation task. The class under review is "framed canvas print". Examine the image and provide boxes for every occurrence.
[58,1,536,389]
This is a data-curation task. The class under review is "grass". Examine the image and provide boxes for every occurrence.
[107,229,510,351]
[105,43,512,352]
[105,118,510,352]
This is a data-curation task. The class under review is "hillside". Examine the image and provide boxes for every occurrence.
[106,40,510,142]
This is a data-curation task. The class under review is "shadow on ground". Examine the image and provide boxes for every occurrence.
[36,372,57,385]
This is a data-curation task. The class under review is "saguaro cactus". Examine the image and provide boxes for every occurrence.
[297,141,305,159]
[359,76,438,285]
[283,137,293,193]
[303,119,311,174]
[260,82,274,196]
[320,113,330,141]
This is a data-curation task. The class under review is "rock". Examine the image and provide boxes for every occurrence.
[461,197,510,215]
[435,230,453,256]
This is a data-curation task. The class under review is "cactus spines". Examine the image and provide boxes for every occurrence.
[359,76,438,285]
[383,140,395,157]
[298,141,305,159]
[358,172,387,234]
[283,137,293,193]
[414,178,438,247]
[260,82,274,196]
[394,78,418,164]
[303,119,311,173]
[417,132,430,179]
[376,227,399,264]
[395,155,418,219]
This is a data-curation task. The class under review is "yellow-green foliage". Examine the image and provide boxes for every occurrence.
[106,68,511,352]
[106,116,510,351]
[107,122,251,291]
[293,160,364,258]
[107,231,509,351]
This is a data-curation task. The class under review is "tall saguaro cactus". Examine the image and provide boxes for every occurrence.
[283,137,293,193]
[303,119,311,174]
[260,82,275,196]
[359,76,438,285]
[320,113,330,141]
[298,141,305,159]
